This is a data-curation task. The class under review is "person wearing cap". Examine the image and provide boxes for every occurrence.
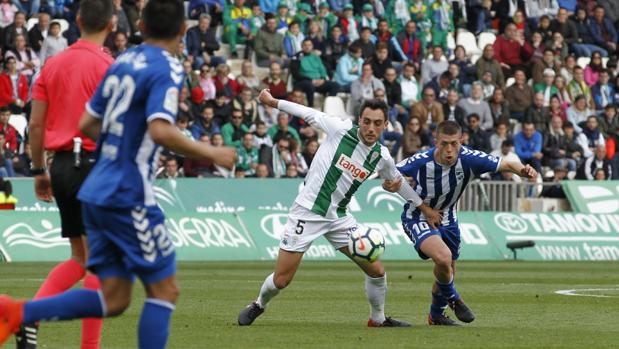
[592,68,616,112]
[358,3,378,31]
[223,0,254,58]
[540,165,568,198]
[294,3,312,33]
[317,2,337,34]
[429,0,453,53]
[533,68,559,107]
[275,0,293,34]
[337,3,359,42]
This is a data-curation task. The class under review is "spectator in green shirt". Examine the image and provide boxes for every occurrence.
[267,112,302,144]
[221,109,250,147]
[291,38,340,107]
[236,133,260,175]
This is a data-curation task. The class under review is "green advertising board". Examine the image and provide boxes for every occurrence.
[562,180,619,214]
[3,179,618,262]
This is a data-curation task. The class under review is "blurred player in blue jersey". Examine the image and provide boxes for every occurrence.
[384,120,537,326]
[0,0,235,347]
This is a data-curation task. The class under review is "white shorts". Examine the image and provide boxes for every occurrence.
[279,203,359,253]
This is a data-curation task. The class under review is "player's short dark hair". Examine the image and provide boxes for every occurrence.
[78,0,113,34]
[359,99,388,121]
[436,120,462,136]
[142,0,185,40]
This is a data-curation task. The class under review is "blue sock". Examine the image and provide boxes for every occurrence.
[138,299,175,349]
[430,291,448,319]
[436,277,460,302]
[24,289,105,323]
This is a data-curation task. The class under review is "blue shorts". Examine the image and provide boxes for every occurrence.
[402,220,461,260]
[82,203,176,284]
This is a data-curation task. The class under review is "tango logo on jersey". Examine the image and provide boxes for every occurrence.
[336,154,369,181]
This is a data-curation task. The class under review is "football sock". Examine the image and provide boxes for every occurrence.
[138,299,174,349]
[256,273,280,308]
[23,289,106,323]
[365,274,387,324]
[436,276,461,302]
[34,259,86,299]
[81,274,103,349]
[430,289,449,319]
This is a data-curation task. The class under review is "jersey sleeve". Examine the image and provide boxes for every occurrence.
[85,73,110,119]
[395,151,430,177]
[465,148,502,175]
[377,150,423,207]
[145,62,183,124]
[277,100,352,136]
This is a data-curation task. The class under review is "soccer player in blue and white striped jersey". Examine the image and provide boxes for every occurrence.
[388,120,537,326]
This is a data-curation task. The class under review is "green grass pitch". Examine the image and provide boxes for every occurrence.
[0,261,617,348]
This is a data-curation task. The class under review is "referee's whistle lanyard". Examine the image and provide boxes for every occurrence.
[73,137,82,168]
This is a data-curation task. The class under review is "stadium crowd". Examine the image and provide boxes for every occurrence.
[1,0,619,192]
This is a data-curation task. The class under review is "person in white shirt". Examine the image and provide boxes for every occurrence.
[400,62,420,109]
[39,21,68,63]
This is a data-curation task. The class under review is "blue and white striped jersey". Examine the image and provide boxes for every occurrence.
[396,146,502,225]
[78,45,184,208]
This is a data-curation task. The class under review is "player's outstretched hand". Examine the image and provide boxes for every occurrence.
[520,164,538,180]
[419,204,442,229]
[210,146,237,170]
[382,178,402,192]
[258,89,277,108]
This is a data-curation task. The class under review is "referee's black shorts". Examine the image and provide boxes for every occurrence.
[49,151,96,238]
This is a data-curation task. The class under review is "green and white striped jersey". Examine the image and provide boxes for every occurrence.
[278,100,405,219]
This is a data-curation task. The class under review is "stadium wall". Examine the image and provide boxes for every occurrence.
[2,179,618,262]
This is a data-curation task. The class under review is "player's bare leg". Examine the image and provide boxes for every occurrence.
[339,247,411,328]
[420,236,475,325]
[238,249,304,326]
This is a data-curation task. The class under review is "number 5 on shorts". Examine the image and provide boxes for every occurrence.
[295,220,306,235]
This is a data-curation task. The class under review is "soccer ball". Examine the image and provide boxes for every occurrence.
[348,227,385,263]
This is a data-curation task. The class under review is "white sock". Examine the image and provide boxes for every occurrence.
[365,274,387,324]
[256,273,280,308]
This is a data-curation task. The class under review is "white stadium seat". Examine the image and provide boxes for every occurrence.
[477,32,496,52]
[8,114,27,138]
[576,57,590,68]
[26,18,69,33]
[456,31,481,56]
[506,77,515,87]
[323,96,353,121]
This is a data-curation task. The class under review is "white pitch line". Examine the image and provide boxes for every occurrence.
[555,288,619,298]
[506,236,619,242]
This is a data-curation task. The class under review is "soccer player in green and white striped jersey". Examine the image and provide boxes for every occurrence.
[238,89,441,327]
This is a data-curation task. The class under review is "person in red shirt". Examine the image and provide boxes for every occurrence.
[0,107,18,154]
[23,0,115,347]
[493,23,534,78]
[262,61,287,99]
[213,63,241,98]
[0,57,29,114]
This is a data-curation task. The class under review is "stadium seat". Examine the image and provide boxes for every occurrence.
[470,54,481,64]
[8,114,27,138]
[447,33,456,51]
[186,19,198,30]
[214,43,230,58]
[27,18,69,33]
[183,0,189,18]
[323,96,353,120]
[228,59,244,76]
[506,77,515,87]
[602,57,609,68]
[456,31,481,56]
[477,32,496,52]
[254,66,269,81]
[576,57,590,68]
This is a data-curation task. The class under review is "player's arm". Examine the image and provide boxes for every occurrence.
[380,157,443,229]
[258,88,348,135]
[28,99,53,202]
[79,111,102,141]
[498,160,538,180]
[148,119,236,169]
